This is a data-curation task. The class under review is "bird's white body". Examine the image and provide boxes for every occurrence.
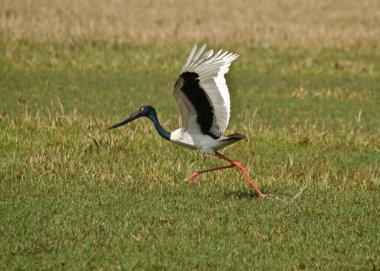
[170,116,243,154]
[170,128,229,154]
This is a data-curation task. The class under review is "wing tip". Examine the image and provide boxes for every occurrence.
[181,44,240,73]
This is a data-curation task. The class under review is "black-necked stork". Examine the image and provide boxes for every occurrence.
[109,45,266,198]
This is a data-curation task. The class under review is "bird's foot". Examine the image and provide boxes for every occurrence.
[188,172,200,183]
[258,193,267,199]
[264,194,281,200]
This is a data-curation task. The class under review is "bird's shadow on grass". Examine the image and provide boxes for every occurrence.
[224,186,308,201]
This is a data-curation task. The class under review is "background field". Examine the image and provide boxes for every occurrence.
[1,0,380,47]
[1,1,380,270]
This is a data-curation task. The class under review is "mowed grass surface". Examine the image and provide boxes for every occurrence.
[1,43,380,269]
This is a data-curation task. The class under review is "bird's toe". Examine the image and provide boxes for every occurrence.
[188,172,200,183]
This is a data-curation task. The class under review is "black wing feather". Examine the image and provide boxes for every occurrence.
[178,72,216,136]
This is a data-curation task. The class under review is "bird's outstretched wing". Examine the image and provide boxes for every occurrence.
[173,44,239,137]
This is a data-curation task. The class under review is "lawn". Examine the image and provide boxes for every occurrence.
[1,42,379,270]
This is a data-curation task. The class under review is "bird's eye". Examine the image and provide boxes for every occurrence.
[140,107,144,111]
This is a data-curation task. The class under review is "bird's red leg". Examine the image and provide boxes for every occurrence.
[189,164,235,182]
[214,152,267,198]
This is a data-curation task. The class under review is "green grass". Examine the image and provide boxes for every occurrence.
[1,42,380,270]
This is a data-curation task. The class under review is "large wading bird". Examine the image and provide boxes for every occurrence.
[109,45,266,198]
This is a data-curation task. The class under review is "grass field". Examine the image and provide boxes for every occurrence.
[1,1,380,270]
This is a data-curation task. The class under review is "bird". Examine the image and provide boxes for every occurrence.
[108,44,266,198]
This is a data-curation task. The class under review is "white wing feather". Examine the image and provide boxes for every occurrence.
[179,45,238,134]
[181,45,197,74]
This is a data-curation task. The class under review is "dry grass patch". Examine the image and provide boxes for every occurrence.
[1,0,380,47]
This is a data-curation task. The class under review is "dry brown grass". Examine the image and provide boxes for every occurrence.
[1,0,380,47]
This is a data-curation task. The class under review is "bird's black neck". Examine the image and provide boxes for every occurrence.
[147,111,171,141]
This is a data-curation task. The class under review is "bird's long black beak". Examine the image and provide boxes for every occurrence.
[108,111,144,130]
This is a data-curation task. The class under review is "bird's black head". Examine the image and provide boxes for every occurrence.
[139,105,155,116]
[108,105,156,130]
